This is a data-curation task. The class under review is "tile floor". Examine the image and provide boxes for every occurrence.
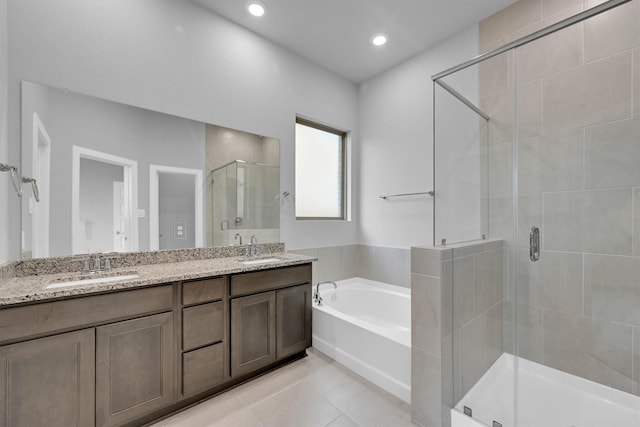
[151,348,414,427]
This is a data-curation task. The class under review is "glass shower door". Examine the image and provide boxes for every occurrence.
[513,2,640,425]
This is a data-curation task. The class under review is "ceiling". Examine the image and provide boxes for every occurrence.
[191,0,519,83]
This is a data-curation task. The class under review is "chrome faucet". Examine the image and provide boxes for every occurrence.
[247,235,259,258]
[81,254,114,274]
[314,281,337,306]
[234,233,243,245]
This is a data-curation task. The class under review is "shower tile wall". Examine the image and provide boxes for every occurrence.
[480,0,640,395]
[289,244,410,288]
[410,241,504,427]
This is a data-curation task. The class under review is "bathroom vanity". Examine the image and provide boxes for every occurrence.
[0,254,313,426]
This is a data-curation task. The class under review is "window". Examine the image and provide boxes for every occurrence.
[295,118,347,220]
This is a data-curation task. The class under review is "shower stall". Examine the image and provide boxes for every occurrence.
[208,160,279,247]
[432,0,640,425]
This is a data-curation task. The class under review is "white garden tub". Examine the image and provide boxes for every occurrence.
[312,277,411,402]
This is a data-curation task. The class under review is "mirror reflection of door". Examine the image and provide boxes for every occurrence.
[158,173,196,250]
[149,165,203,251]
[72,146,138,255]
[79,158,127,253]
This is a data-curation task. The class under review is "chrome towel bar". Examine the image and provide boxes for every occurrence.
[379,191,434,200]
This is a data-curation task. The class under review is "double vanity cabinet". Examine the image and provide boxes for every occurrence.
[0,262,312,427]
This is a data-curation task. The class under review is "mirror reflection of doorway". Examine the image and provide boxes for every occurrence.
[72,146,138,255]
[149,165,203,251]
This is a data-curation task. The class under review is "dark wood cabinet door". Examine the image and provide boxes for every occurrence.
[230,291,276,377]
[96,312,174,427]
[276,284,312,359]
[0,329,96,427]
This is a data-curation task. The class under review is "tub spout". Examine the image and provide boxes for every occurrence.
[314,281,337,306]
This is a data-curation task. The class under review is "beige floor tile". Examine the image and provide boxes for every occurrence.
[150,349,413,427]
[234,351,334,406]
[247,380,342,427]
[323,378,406,427]
[326,414,360,427]
[150,393,246,426]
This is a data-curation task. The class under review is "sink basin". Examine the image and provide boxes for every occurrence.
[46,272,140,289]
[240,257,281,265]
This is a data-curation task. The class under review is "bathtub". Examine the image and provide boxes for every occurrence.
[312,277,411,403]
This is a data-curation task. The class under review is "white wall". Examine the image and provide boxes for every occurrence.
[357,25,480,248]
[7,0,359,258]
[0,0,12,264]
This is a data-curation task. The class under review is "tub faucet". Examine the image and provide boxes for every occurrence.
[314,281,337,306]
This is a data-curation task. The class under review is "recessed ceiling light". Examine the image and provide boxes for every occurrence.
[246,1,266,17]
[371,33,389,46]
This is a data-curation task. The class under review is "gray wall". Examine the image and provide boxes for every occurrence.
[0,0,11,264]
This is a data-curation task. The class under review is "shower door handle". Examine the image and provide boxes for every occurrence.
[529,226,540,262]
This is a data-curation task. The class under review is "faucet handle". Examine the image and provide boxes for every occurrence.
[81,259,91,274]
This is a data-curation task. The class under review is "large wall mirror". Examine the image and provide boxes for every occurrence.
[21,81,280,259]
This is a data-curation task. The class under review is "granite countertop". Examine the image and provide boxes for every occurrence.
[0,252,316,307]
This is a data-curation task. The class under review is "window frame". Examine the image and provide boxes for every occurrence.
[294,117,348,221]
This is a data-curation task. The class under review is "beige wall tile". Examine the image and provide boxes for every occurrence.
[479,51,512,98]
[474,249,504,315]
[584,0,640,62]
[411,348,443,427]
[634,327,640,396]
[518,129,584,193]
[488,142,512,196]
[585,118,640,189]
[452,255,474,330]
[543,0,583,17]
[584,254,640,326]
[460,314,487,395]
[411,273,442,356]
[634,188,640,256]
[488,195,514,242]
[543,309,633,393]
[480,0,543,49]
[517,304,543,363]
[517,80,542,138]
[481,89,514,144]
[518,250,583,314]
[411,247,448,277]
[544,189,633,255]
[516,22,583,83]
[508,3,584,43]
[485,302,504,366]
[634,49,640,117]
[543,52,632,132]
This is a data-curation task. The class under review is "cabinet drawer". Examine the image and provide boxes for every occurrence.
[182,343,224,396]
[0,285,174,344]
[230,264,311,297]
[182,302,224,351]
[182,277,225,306]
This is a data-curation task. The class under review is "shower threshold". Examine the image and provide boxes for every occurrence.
[452,353,640,427]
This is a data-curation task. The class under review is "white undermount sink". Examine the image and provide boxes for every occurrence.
[240,257,281,265]
[46,272,140,289]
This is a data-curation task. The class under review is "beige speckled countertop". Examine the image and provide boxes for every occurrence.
[0,252,316,307]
